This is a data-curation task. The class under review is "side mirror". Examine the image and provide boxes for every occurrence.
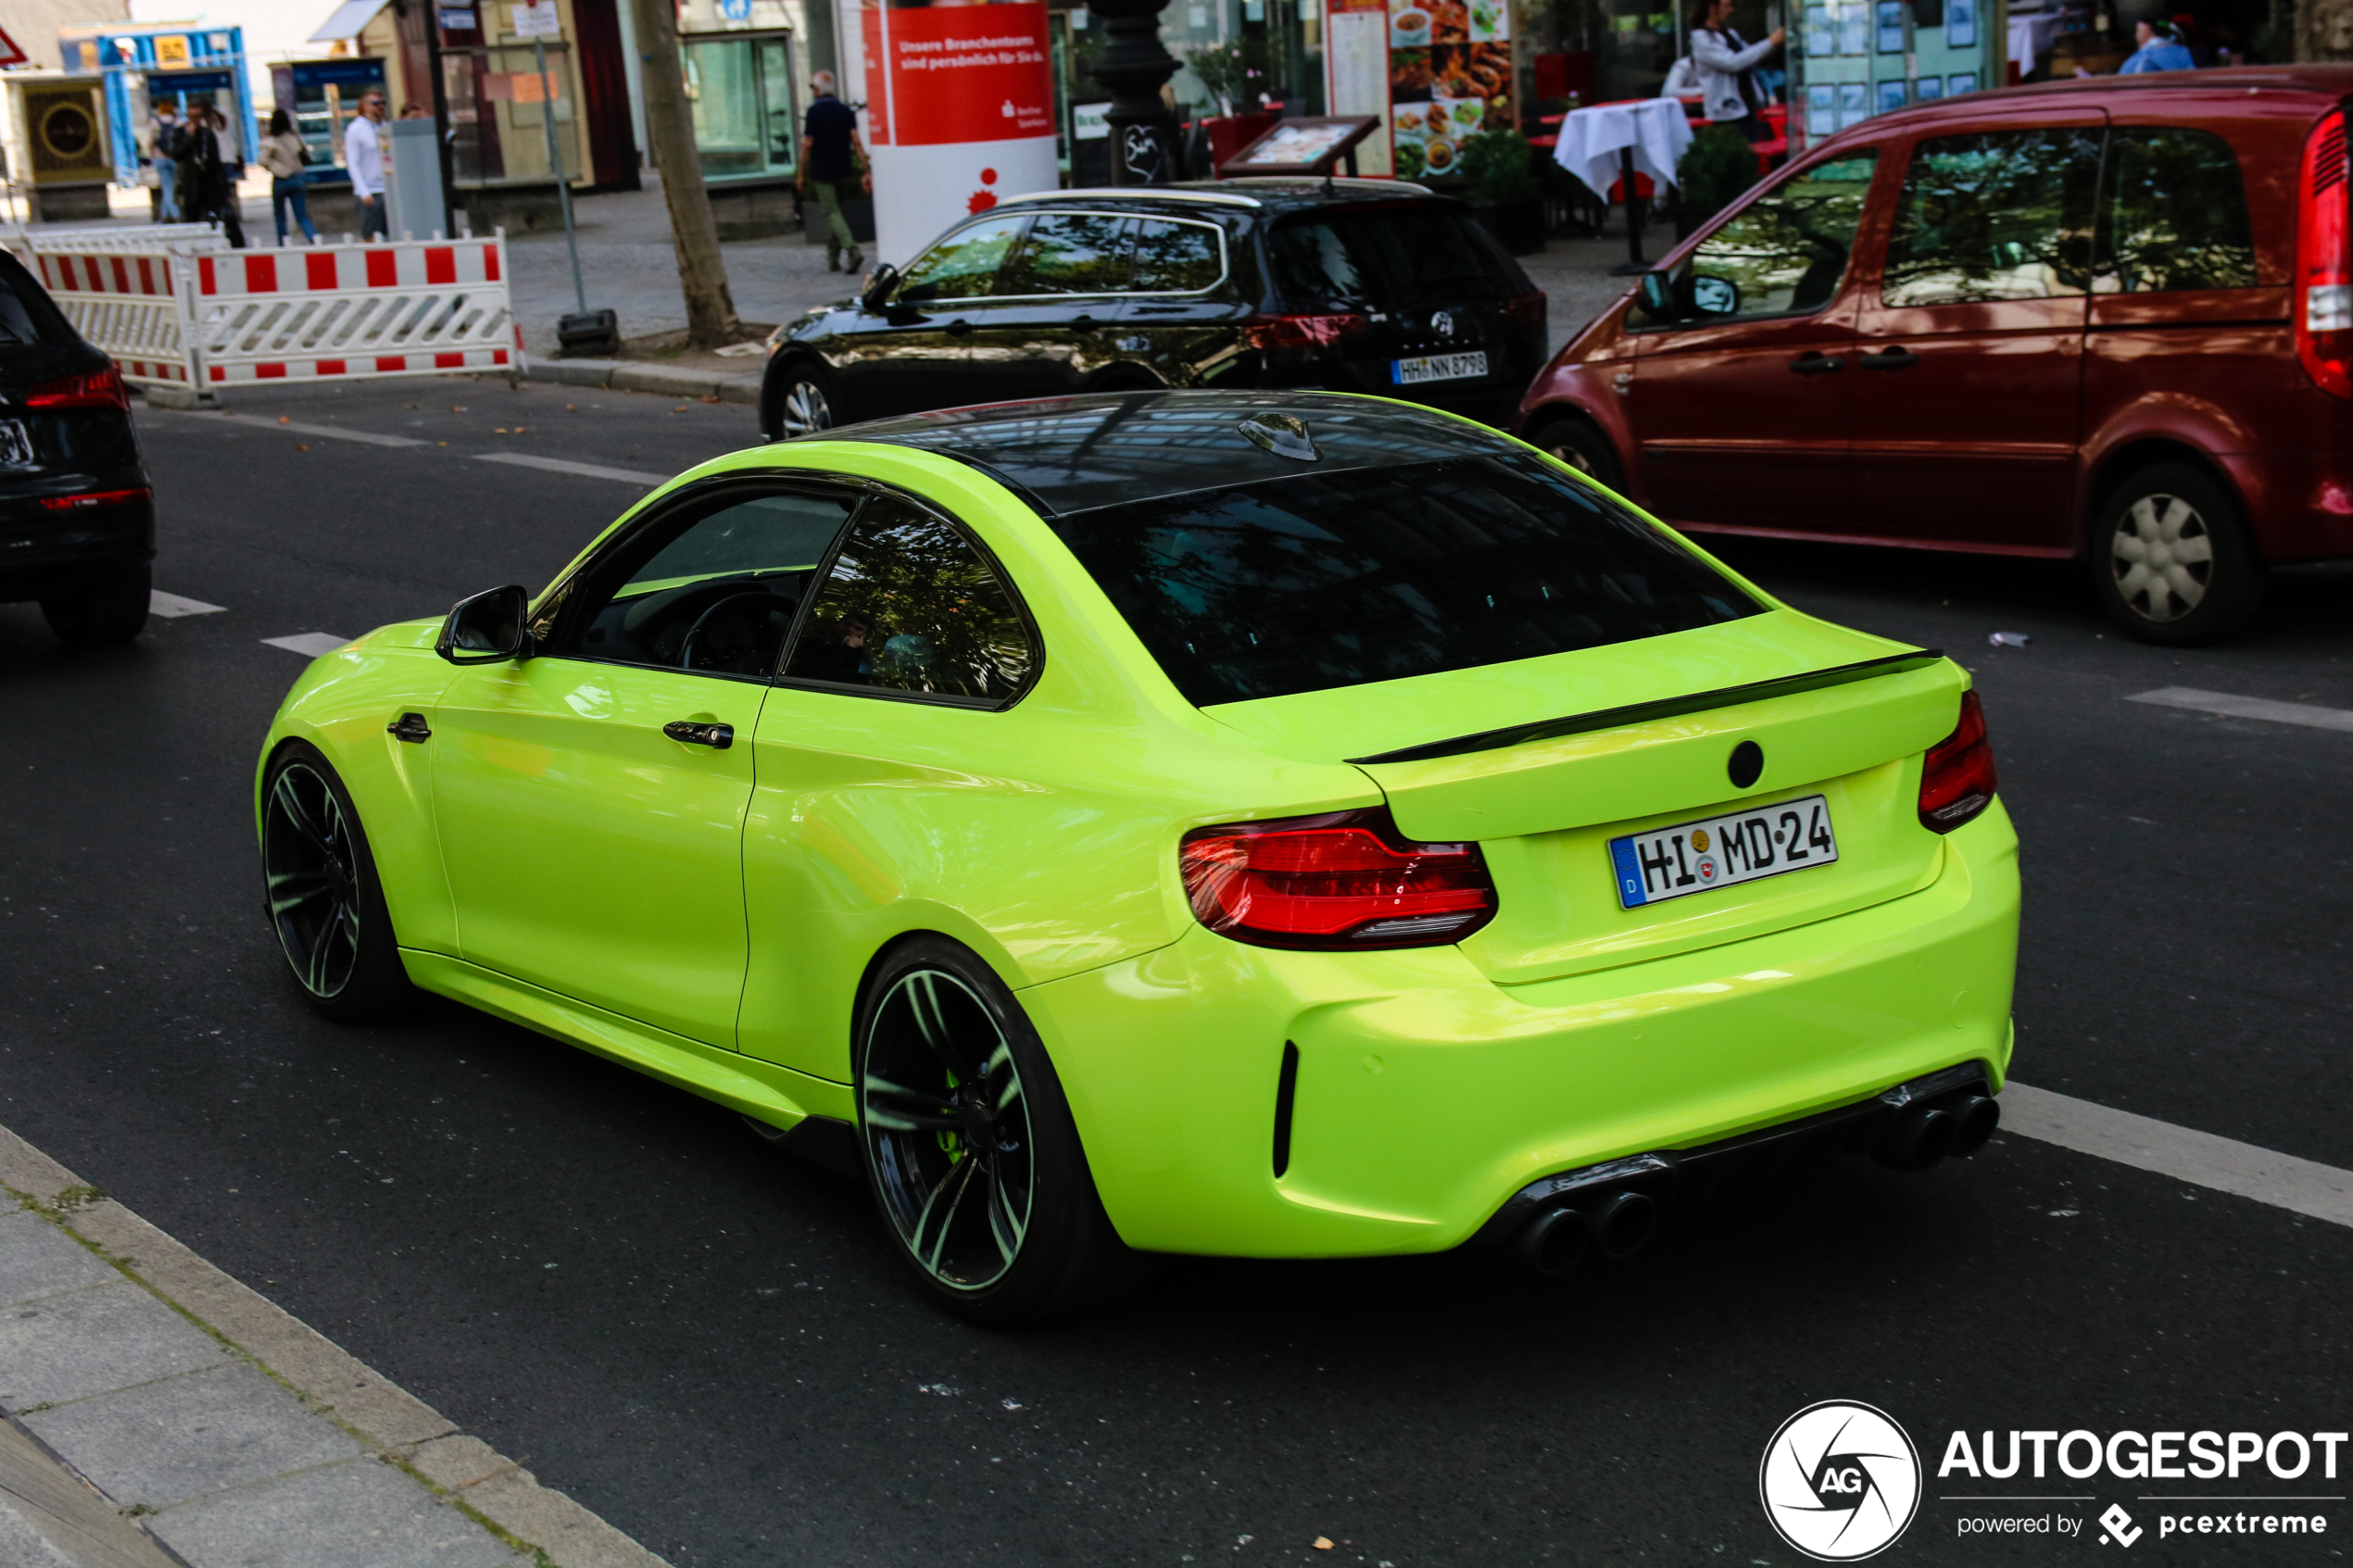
[436,584,532,665]
[859,262,900,312]
[1636,268,1680,320]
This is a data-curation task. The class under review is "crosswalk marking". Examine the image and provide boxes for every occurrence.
[149,591,224,619]
[2127,686,2353,734]
[260,633,350,658]
[473,452,667,485]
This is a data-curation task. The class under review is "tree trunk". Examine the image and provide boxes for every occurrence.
[629,0,742,346]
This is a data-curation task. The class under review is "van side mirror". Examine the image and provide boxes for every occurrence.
[437,584,532,664]
[860,262,900,312]
[1637,269,1680,320]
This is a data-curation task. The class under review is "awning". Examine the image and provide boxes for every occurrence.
[309,0,391,43]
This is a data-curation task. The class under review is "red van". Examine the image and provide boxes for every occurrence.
[1516,68,2353,645]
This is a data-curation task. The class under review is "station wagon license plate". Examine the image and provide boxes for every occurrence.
[1609,795,1839,909]
[1390,351,1487,386]
[0,420,32,469]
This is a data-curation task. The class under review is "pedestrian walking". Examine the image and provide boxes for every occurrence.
[1687,0,1785,144]
[2120,17,2197,70]
[259,108,319,245]
[187,106,246,248]
[150,102,188,222]
[798,71,869,275]
[346,90,390,240]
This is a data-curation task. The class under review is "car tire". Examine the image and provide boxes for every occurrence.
[259,743,418,1023]
[1523,412,1627,495]
[40,565,150,647]
[763,358,841,441]
[854,935,1148,1326]
[2091,461,2264,646]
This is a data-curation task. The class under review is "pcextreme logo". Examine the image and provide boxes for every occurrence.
[1760,1400,1924,1561]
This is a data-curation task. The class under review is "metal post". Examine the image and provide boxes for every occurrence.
[535,37,587,318]
[1087,0,1183,185]
[1608,146,1649,275]
[423,0,458,238]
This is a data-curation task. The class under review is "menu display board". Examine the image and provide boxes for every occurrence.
[1322,0,1509,182]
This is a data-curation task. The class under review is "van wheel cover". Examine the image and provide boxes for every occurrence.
[2111,493,2213,622]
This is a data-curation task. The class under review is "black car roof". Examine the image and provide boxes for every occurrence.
[841,391,1517,516]
[997,179,1459,220]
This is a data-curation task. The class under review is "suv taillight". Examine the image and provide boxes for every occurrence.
[1505,291,1547,331]
[2296,107,2351,400]
[26,365,129,411]
[1180,808,1496,948]
[1244,312,1368,350]
[1918,691,1997,834]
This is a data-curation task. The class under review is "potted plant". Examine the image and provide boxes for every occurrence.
[1456,127,1544,256]
[1675,124,1760,239]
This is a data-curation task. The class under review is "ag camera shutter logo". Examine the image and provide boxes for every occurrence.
[1760,1400,1922,1561]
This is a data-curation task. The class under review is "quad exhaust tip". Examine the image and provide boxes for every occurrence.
[1516,1188,1658,1275]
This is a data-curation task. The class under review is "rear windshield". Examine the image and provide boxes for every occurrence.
[0,259,67,350]
[1047,453,1762,707]
[1268,207,1528,312]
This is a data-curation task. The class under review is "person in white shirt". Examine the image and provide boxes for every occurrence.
[1687,0,1784,143]
[345,90,388,239]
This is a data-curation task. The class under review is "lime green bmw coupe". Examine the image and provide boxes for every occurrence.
[256,392,2018,1323]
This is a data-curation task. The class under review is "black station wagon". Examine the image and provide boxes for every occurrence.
[758,180,1548,437]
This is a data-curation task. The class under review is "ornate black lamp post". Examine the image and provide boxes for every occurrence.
[1087,0,1183,185]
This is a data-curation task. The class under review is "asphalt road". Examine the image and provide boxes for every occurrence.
[3,378,2349,1567]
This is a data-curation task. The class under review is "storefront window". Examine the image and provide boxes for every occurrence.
[441,44,583,187]
[684,31,799,182]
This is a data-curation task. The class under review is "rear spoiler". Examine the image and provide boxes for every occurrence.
[1348,649,1946,765]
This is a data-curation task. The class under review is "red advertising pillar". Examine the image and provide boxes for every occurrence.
[858,1,1058,267]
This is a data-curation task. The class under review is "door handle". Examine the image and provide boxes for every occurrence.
[1859,346,1919,370]
[1788,352,1843,375]
[944,318,973,337]
[663,721,735,750]
[385,712,432,744]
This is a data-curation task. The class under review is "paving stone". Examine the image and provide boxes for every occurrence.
[0,1213,115,1309]
[406,1435,510,1493]
[21,1363,359,1510]
[148,1458,521,1568]
[0,1283,228,1410]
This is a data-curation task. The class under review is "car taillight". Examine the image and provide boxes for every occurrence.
[1244,312,1368,350]
[2297,107,2351,400]
[25,365,129,410]
[38,487,152,511]
[1918,690,1997,834]
[1505,291,1547,330]
[1180,808,1497,949]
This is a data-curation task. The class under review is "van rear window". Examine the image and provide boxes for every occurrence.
[1269,208,1526,312]
[1046,453,1762,707]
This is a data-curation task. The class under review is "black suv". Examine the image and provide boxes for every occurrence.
[0,250,154,646]
[758,180,1546,438]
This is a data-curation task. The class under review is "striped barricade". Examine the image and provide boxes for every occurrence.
[189,235,521,387]
[29,248,200,387]
[8,222,230,260]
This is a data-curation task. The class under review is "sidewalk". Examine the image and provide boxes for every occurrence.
[0,1126,665,1568]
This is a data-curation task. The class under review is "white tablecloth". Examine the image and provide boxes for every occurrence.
[1552,98,1695,204]
[2008,7,2063,64]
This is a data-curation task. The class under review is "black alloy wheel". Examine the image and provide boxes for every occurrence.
[259,746,414,1022]
[854,937,1145,1324]
[40,565,151,647]
[1523,413,1627,495]
[770,362,837,440]
[2090,460,2264,646]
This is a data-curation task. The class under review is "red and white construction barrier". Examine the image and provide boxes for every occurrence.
[27,232,522,394]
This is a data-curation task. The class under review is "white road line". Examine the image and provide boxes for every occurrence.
[148,590,224,618]
[149,409,430,447]
[474,452,667,485]
[2126,686,2353,734]
[260,633,349,658]
[2002,1083,2353,1229]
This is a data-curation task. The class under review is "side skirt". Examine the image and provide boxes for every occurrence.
[399,950,856,1131]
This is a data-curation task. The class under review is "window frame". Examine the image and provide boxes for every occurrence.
[525,474,868,685]
[771,481,1047,713]
[895,207,1231,307]
[1623,143,1888,333]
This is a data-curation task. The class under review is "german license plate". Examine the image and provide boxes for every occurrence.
[0,420,32,468]
[1390,351,1487,386]
[1609,795,1839,909]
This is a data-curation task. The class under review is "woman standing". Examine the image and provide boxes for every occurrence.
[258,108,318,245]
[1687,0,1784,144]
[186,107,247,248]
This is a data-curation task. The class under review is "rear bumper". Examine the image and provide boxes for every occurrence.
[0,488,155,601]
[1027,802,2020,1258]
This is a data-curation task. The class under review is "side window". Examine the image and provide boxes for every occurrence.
[556,487,859,678]
[782,496,1037,705]
[1127,219,1224,293]
[2098,128,2259,294]
[1634,152,1880,326]
[896,215,1028,305]
[1004,212,1135,295]
[1881,128,2105,307]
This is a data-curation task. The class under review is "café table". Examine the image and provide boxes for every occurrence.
[1551,97,1694,274]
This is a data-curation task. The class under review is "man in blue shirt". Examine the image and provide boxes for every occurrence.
[2120,18,2197,72]
[799,72,872,275]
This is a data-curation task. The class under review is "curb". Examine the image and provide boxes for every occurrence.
[0,1124,670,1568]
[527,357,763,408]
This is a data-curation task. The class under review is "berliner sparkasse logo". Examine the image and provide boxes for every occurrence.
[1760,1400,1923,1561]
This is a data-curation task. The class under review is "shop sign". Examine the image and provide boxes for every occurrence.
[511,1,561,39]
